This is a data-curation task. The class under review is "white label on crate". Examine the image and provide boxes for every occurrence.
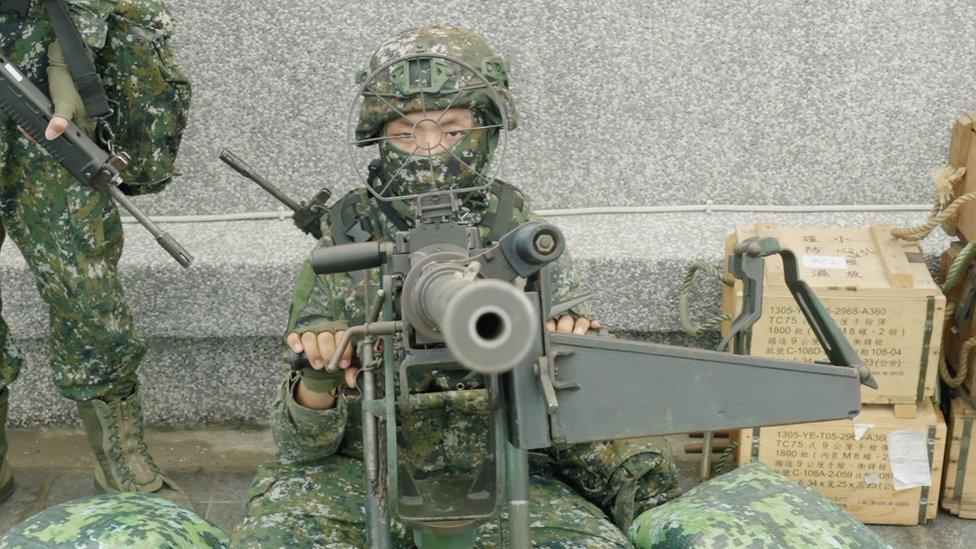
[854,423,874,441]
[802,255,848,269]
[888,430,931,490]
[864,473,881,484]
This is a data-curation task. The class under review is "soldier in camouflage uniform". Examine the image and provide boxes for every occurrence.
[0,493,228,548]
[231,27,681,548]
[0,0,189,506]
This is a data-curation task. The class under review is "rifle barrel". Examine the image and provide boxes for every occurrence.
[219,148,302,212]
[106,185,193,268]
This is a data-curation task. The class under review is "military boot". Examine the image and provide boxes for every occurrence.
[76,385,190,509]
[0,388,13,504]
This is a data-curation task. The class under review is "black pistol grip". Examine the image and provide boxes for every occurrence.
[289,351,311,371]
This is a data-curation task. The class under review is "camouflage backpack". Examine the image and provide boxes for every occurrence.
[0,493,229,548]
[96,0,191,195]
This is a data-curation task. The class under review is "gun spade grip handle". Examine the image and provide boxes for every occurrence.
[290,351,343,393]
[308,242,388,275]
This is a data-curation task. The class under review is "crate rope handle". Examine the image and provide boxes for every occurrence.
[679,262,735,337]
[941,301,976,388]
[891,166,969,242]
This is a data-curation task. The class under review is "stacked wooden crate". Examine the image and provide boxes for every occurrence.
[942,389,976,518]
[722,221,947,525]
[941,112,976,395]
[939,111,976,519]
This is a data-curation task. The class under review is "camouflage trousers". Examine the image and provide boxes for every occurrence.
[0,127,145,402]
[231,454,633,548]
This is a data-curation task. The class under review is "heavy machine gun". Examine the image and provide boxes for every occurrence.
[223,148,875,546]
[283,194,874,548]
[223,49,877,547]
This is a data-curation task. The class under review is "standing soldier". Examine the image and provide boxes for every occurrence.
[0,0,191,506]
[232,27,680,547]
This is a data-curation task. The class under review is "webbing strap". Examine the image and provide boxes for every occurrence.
[485,183,524,242]
[43,0,112,120]
[365,161,410,231]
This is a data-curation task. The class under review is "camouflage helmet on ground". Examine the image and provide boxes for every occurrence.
[0,493,229,548]
[354,26,518,143]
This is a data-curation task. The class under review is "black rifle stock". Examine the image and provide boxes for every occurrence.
[0,54,192,267]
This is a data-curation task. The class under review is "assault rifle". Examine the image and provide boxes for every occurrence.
[284,190,875,548]
[0,54,192,267]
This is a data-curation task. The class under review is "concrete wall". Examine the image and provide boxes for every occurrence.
[2,1,971,426]
[148,0,976,216]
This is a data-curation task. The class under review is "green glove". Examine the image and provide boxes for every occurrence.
[300,368,340,394]
[46,40,96,134]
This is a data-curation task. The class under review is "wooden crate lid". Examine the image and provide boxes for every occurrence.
[731,222,938,295]
[852,398,939,427]
[749,399,939,431]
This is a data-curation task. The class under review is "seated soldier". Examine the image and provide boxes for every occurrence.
[231,26,681,548]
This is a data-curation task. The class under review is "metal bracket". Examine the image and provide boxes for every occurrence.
[720,236,877,389]
[534,347,581,445]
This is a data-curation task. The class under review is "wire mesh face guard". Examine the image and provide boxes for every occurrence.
[347,53,510,204]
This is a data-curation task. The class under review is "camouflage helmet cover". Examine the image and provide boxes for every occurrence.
[0,493,229,548]
[355,26,519,142]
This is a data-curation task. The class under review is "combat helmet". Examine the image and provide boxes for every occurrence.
[351,27,517,200]
[0,493,229,548]
[355,26,518,142]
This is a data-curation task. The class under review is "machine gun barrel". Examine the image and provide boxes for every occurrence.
[411,268,538,375]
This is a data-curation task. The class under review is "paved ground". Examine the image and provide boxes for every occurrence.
[0,427,970,547]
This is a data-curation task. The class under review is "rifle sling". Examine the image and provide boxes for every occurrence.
[42,0,112,120]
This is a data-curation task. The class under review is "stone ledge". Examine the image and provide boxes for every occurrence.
[0,211,950,340]
[1,208,951,427]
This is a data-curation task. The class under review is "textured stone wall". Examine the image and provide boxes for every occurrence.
[142,0,976,216]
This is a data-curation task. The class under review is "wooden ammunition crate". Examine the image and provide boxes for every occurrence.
[737,400,946,525]
[945,109,976,240]
[722,222,945,415]
[942,391,976,518]
[940,242,976,395]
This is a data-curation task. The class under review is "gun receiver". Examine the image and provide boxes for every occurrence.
[219,148,331,239]
[0,55,192,268]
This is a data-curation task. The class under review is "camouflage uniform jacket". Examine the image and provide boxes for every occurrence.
[272,183,681,531]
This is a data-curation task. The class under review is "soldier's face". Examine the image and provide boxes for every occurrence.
[383,108,473,155]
